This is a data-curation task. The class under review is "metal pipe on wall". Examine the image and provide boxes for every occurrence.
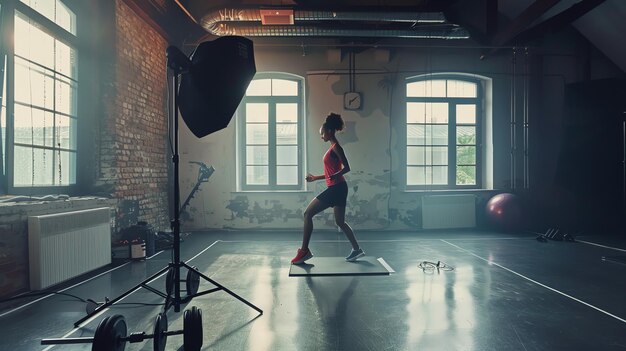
[510,47,517,190]
[623,116,626,229]
[523,47,530,189]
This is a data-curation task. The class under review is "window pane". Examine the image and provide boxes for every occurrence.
[15,12,55,67]
[407,125,424,145]
[426,103,448,124]
[406,79,445,97]
[430,125,448,145]
[432,166,447,184]
[55,40,77,79]
[246,166,268,185]
[14,145,54,186]
[277,166,298,185]
[447,80,477,98]
[246,124,268,144]
[53,150,76,185]
[407,81,426,97]
[20,0,76,35]
[430,146,448,165]
[246,103,268,122]
[407,102,448,124]
[456,126,476,145]
[407,166,448,185]
[407,102,425,123]
[428,80,447,97]
[407,125,447,146]
[272,79,298,96]
[55,0,77,35]
[457,166,476,185]
[14,60,54,109]
[56,115,76,150]
[407,146,447,165]
[246,79,271,96]
[276,103,297,122]
[55,77,77,116]
[246,146,268,165]
[407,146,419,165]
[457,104,476,124]
[276,123,297,145]
[277,145,297,165]
[20,0,54,25]
[14,104,54,146]
[457,146,476,165]
[407,166,425,185]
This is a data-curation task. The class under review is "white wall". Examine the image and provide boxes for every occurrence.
[178,32,624,231]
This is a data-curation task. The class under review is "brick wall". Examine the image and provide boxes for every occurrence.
[99,0,171,231]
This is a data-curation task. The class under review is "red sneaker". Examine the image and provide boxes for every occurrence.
[291,248,313,264]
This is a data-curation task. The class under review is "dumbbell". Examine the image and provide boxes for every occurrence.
[41,306,203,351]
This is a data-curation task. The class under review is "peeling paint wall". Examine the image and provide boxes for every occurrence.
[178,33,624,231]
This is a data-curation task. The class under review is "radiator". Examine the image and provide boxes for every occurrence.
[28,207,112,290]
[421,194,476,229]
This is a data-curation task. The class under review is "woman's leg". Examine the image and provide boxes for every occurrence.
[334,206,359,250]
[302,198,330,250]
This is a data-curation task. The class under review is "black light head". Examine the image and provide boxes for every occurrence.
[178,36,256,138]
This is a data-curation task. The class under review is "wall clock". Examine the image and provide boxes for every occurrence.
[343,92,362,110]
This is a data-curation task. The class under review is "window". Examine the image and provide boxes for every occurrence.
[0,0,77,193]
[405,77,481,189]
[238,73,304,190]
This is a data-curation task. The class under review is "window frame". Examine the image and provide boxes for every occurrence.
[405,75,483,190]
[0,0,79,195]
[238,72,305,191]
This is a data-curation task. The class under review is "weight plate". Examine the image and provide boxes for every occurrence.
[186,267,200,296]
[86,299,99,315]
[165,267,176,296]
[153,313,168,351]
[183,306,203,351]
[93,314,127,351]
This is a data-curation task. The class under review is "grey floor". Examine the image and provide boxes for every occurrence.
[1,229,626,350]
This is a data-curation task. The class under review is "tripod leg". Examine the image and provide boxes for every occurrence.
[74,265,170,327]
[181,262,263,315]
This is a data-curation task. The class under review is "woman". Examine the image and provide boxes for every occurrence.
[291,113,364,264]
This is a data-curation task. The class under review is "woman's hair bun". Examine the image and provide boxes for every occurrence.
[323,112,344,132]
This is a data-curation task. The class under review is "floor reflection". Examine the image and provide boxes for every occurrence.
[301,276,359,350]
[405,263,477,350]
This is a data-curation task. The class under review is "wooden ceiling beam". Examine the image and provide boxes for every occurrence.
[513,0,607,45]
[492,0,563,46]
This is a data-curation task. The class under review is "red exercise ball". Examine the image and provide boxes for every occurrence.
[486,193,522,230]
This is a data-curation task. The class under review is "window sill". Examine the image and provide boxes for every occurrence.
[403,189,496,194]
[232,190,314,194]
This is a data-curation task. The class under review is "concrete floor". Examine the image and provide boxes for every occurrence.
[1,230,626,350]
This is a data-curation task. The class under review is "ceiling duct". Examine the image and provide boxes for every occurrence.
[200,8,470,39]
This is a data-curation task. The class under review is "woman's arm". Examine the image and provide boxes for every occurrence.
[330,145,350,179]
[306,173,325,182]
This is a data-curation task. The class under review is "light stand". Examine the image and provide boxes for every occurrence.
[72,47,261,324]
[165,50,262,314]
[42,42,261,350]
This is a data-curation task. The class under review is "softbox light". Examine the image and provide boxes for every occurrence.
[178,36,256,138]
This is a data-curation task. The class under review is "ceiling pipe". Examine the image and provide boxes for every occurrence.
[200,8,470,39]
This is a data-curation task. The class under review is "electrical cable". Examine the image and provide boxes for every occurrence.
[0,288,167,307]
[418,260,455,273]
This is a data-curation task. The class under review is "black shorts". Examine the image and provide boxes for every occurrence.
[316,181,348,207]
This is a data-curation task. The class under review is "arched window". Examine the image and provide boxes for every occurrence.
[238,73,305,190]
[405,76,482,189]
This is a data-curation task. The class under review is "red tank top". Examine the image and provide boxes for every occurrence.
[323,143,345,187]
